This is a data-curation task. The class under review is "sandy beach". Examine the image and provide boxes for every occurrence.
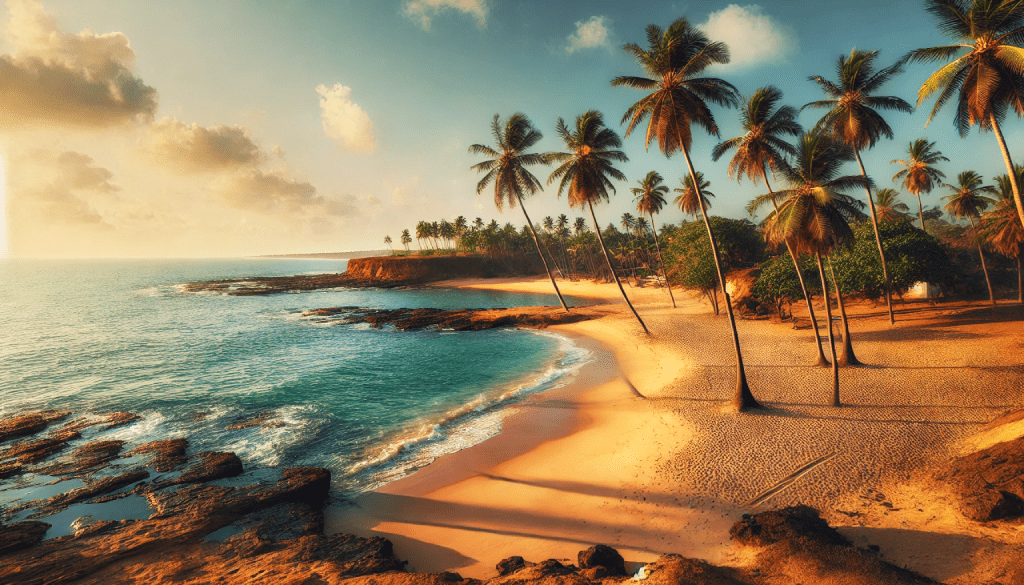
[328,277,1024,584]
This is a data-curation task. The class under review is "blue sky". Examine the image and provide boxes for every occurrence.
[2,0,1020,257]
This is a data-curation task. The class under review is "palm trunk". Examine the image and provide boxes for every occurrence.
[1018,255,1022,304]
[763,169,828,367]
[915,191,926,233]
[853,149,895,325]
[589,202,649,335]
[968,215,996,306]
[990,113,1024,232]
[681,144,759,410]
[517,194,570,313]
[828,258,861,366]
[648,210,676,308]
[816,254,841,407]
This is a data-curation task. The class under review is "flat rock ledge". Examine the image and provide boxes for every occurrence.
[302,306,601,331]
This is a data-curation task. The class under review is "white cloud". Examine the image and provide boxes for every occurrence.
[697,5,797,70]
[144,118,263,173]
[566,16,610,54]
[8,150,118,226]
[316,83,377,153]
[403,0,488,31]
[0,0,157,128]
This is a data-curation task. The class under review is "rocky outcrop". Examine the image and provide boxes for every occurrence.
[941,435,1024,521]
[184,255,547,295]
[128,438,189,471]
[303,306,600,331]
[730,506,939,584]
[0,410,71,443]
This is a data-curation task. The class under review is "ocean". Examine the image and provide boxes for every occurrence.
[0,258,591,506]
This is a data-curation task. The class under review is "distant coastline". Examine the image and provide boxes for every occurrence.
[253,249,389,260]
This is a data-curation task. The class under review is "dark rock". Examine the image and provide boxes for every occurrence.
[303,306,600,332]
[577,544,625,576]
[176,451,243,484]
[496,556,527,576]
[103,412,141,430]
[577,566,607,580]
[0,410,71,443]
[940,436,1024,521]
[129,438,189,472]
[2,429,81,464]
[729,507,940,584]
[0,521,50,556]
[37,440,125,476]
[729,504,849,548]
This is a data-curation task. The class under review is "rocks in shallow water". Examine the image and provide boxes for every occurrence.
[226,411,283,430]
[0,410,71,443]
[577,545,625,576]
[30,469,151,517]
[941,436,1024,521]
[0,521,49,555]
[176,451,243,484]
[2,429,82,464]
[303,306,601,331]
[128,438,188,472]
[102,412,141,430]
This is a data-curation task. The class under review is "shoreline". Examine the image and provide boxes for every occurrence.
[328,275,1024,582]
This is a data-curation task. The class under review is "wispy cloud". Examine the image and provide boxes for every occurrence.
[0,0,157,129]
[697,4,797,70]
[316,83,377,153]
[566,16,610,54]
[8,150,117,226]
[403,0,488,31]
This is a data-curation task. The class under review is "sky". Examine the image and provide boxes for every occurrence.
[1,0,1022,258]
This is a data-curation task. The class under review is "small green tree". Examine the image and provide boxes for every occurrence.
[753,253,821,320]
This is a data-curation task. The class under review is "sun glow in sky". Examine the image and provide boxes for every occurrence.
[0,152,7,260]
[1,0,1020,258]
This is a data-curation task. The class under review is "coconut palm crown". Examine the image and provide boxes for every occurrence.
[548,110,649,334]
[891,139,949,231]
[712,86,801,184]
[904,0,1024,230]
[611,18,740,155]
[943,171,998,219]
[632,171,669,215]
[874,188,912,222]
[674,172,715,217]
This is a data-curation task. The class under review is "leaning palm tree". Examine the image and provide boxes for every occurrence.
[905,0,1024,231]
[874,188,911,222]
[751,131,869,406]
[805,49,913,325]
[891,139,948,232]
[632,171,677,307]
[944,170,999,305]
[400,229,412,253]
[612,18,758,410]
[384,235,393,255]
[620,212,639,283]
[469,113,570,312]
[713,86,829,367]
[982,168,1024,302]
[548,110,649,334]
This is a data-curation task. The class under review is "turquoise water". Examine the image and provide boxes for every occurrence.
[0,258,590,498]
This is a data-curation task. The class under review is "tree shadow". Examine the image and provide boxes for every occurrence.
[837,526,990,583]
[757,404,988,425]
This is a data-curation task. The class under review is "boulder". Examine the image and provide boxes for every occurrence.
[577,544,625,576]
[496,556,528,576]
[176,451,243,484]
[129,438,188,471]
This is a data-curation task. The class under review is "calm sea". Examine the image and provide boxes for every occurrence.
[0,258,590,500]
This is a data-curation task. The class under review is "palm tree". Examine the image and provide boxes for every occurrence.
[905,0,1024,232]
[384,235,393,254]
[891,139,948,232]
[674,171,715,216]
[548,110,649,334]
[982,167,1024,302]
[750,131,869,406]
[713,86,829,366]
[612,18,758,410]
[805,49,913,325]
[943,170,999,305]
[874,188,911,222]
[400,229,412,252]
[469,113,570,312]
[632,171,677,307]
